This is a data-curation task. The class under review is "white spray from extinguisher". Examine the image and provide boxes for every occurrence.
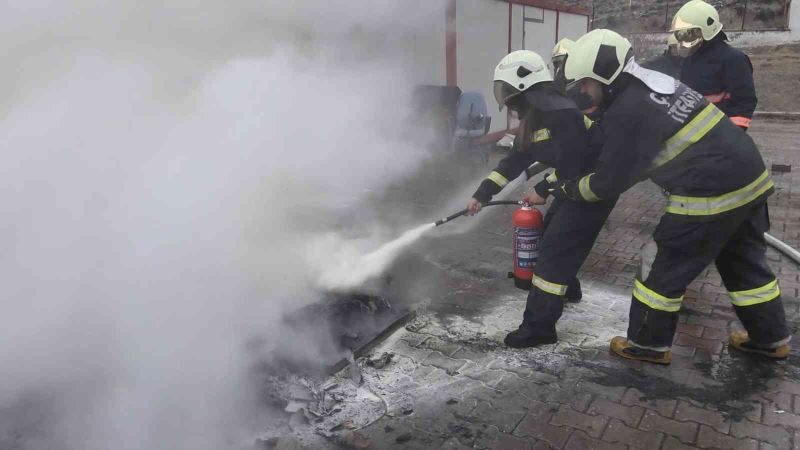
[318,222,436,291]
[315,164,550,292]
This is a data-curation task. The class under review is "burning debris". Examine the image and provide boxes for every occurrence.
[255,279,418,448]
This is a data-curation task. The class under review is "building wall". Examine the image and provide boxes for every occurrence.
[456,0,512,132]
[407,0,590,132]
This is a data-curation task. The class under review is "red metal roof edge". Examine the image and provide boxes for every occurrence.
[501,0,590,17]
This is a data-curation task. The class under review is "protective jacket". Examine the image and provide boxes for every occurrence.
[642,51,683,79]
[553,76,772,221]
[680,34,756,129]
[472,84,596,203]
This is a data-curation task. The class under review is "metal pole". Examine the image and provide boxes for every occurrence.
[742,0,748,30]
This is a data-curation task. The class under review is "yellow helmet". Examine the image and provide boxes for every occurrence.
[564,29,632,87]
[552,38,574,59]
[667,33,678,47]
[670,0,723,48]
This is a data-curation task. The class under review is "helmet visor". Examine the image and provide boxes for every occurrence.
[674,28,703,48]
[493,80,522,111]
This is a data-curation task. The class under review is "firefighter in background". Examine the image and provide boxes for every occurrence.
[551,38,574,91]
[642,34,683,78]
[546,29,789,364]
[467,50,617,348]
[671,0,757,130]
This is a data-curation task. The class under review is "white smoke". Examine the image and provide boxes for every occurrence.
[0,1,446,449]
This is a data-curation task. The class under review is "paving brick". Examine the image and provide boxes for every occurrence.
[564,430,626,450]
[421,352,467,375]
[661,436,697,450]
[730,419,792,448]
[514,400,570,449]
[471,400,529,434]
[421,337,463,357]
[761,390,795,413]
[575,381,627,402]
[763,408,800,429]
[767,379,800,396]
[675,401,730,434]
[675,323,703,337]
[759,442,780,450]
[601,418,663,449]
[550,404,609,439]
[621,388,677,418]
[670,345,697,357]
[543,388,593,413]
[696,425,758,450]
[674,334,724,353]
[587,398,645,427]
[484,433,536,450]
[531,441,557,450]
[393,339,435,361]
[686,315,729,329]
[638,410,698,444]
[701,326,728,340]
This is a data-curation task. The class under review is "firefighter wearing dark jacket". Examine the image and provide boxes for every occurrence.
[671,0,757,130]
[468,50,617,348]
[548,29,790,364]
[642,34,683,79]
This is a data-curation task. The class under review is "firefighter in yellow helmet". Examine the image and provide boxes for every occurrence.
[642,34,683,79]
[551,38,573,90]
[671,0,757,130]
[545,29,789,364]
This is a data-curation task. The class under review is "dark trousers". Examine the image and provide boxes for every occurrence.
[628,201,789,349]
[521,197,617,334]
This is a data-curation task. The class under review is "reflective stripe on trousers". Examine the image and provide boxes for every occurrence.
[533,276,568,296]
[729,279,781,307]
[632,279,683,312]
[666,169,774,216]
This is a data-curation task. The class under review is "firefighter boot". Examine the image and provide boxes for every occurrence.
[610,336,672,365]
[504,326,557,348]
[729,331,790,359]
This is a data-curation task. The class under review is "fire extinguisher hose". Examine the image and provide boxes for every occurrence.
[434,200,523,227]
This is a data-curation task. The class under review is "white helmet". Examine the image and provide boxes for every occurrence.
[493,50,552,111]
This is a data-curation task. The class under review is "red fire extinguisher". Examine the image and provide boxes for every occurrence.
[511,205,544,290]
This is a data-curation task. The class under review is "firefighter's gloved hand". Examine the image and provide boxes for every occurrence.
[549,182,569,201]
[533,178,551,199]
[466,198,483,215]
[523,191,547,205]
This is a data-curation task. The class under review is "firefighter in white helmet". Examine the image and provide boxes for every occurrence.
[671,0,757,130]
[541,29,789,364]
[467,50,617,348]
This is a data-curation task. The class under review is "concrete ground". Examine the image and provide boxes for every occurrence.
[266,118,800,450]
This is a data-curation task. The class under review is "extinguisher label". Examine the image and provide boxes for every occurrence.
[514,227,540,268]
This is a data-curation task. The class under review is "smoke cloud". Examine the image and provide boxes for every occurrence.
[0,1,449,449]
